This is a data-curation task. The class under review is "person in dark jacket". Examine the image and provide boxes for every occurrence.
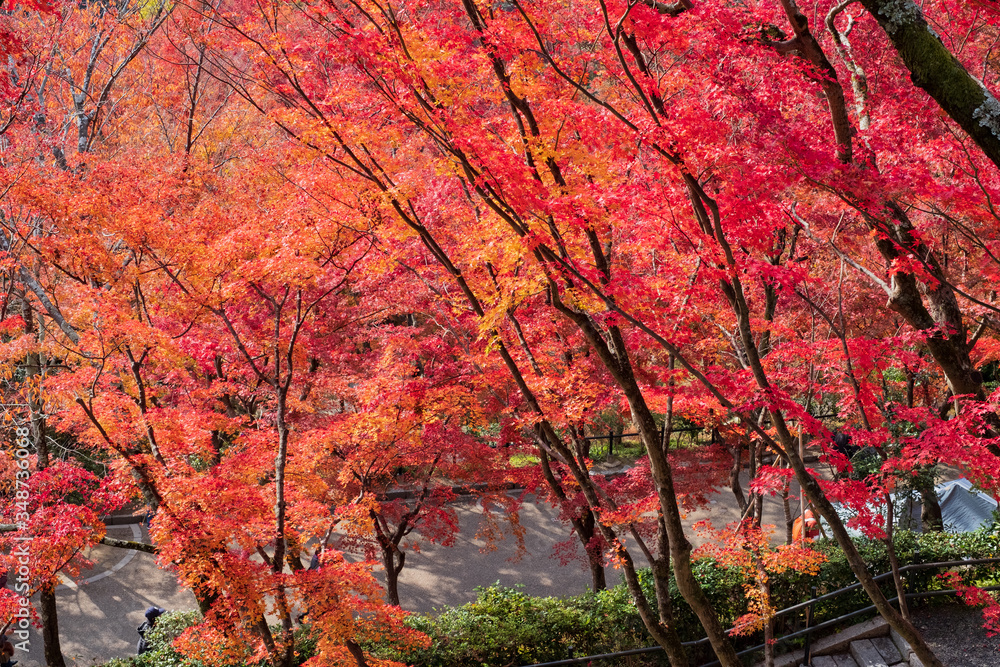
[832,430,857,460]
[1,627,16,667]
[137,606,166,655]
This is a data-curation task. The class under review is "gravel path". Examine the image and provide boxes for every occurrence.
[911,604,1000,666]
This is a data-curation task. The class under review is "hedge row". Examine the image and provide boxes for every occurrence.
[102,527,1000,667]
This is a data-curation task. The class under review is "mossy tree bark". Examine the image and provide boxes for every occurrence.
[859,0,1000,170]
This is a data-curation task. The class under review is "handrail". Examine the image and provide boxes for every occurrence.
[769,557,1000,619]
[697,583,1000,667]
[582,415,838,442]
[520,556,1000,667]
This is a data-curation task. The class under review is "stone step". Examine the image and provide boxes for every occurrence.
[811,656,839,667]
[871,636,903,664]
[803,650,911,667]
[850,638,890,667]
[810,617,890,657]
[765,615,929,667]
[833,654,860,667]
[888,624,925,667]
[889,627,910,657]
[774,615,938,667]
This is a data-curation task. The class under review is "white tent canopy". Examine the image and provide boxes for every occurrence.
[936,478,999,533]
[819,478,998,537]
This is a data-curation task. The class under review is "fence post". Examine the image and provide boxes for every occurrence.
[608,429,613,458]
[803,585,817,666]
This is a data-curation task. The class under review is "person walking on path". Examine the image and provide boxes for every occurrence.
[1,628,16,667]
[136,606,166,655]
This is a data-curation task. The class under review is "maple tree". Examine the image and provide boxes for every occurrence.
[695,522,826,665]
[191,0,1000,664]
[319,315,526,607]
[0,8,521,663]
[2,0,1000,666]
[0,9,424,665]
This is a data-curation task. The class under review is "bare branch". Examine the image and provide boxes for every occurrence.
[100,535,157,554]
[826,0,871,130]
[0,525,156,553]
[786,206,891,294]
[19,267,81,344]
[637,0,691,15]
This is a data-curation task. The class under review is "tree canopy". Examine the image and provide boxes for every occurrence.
[2,0,1000,666]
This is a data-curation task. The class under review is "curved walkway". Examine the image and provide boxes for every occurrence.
[20,479,801,664]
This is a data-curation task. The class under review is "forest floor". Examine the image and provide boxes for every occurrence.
[910,603,1000,666]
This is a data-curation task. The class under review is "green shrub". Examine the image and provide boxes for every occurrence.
[101,611,318,667]
[370,527,1000,667]
[371,583,663,666]
[102,611,204,667]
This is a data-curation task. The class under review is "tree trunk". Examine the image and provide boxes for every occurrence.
[261,368,295,667]
[786,448,943,667]
[23,305,67,667]
[781,473,793,546]
[253,615,278,662]
[861,201,983,402]
[753,554,774,667]
[271,392,295,667]
[884,494,910,621]
[859,0,1000,171]
[750,439,764,528]
[601,532,689,667]
[538,451,606,592]
[651,514,678,649]
[731,297,943,665]
[345,639,371,667]
[729,440,747,513]
[919,483,944,533]
[285,533,305,572]
[538,430,690,666]
[551,302,739,667]
[382,544,405,607]
[711,226,944,666]
[38,586,66,667]
[387,194,687,665]
[192,579,217,615]
[580,510,607,592]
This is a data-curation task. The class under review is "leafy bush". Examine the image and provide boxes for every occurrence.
[371,583,661,666]
[370,527,1000,667]
[102,611,205,667]
[101,611,318,667]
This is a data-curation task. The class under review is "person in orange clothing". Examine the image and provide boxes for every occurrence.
[792,509,820,542]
